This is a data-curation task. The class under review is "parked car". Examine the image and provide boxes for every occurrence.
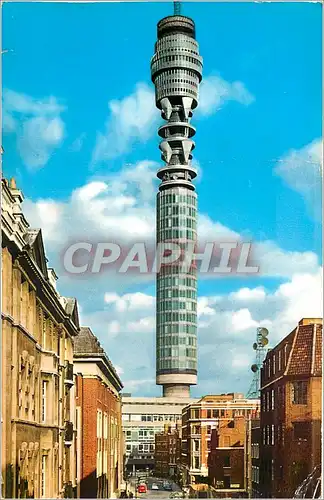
[151,483,159,490]
[137,484,147,494]
[164,483,173,491]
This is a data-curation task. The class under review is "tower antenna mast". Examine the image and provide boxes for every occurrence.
[174,0,181,15]
[246,327,270,399]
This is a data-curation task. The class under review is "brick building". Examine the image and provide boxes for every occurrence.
[245,418,261,498]
[1,178,80,498]
[74,327,124,498]
[180,394,260,487]
[259,318,322,498]
[208,415,246,497]
[155,423,181,479]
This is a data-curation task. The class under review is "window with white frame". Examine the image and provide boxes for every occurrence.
[41,455,47,497]
[271,425,275,445]
[271,389,275,410]
[104,413,108,439]
[97,410,102,438]
[41,381,48,423]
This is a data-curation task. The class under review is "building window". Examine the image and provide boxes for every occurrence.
[271,425,275,445]
[41,455,47,497]
[104,413,108,439]
[207,425,211,435]
[278,350,282,371]
[261,393,266,412]
[224,455,230,467]
[41,381,48,423]
[292,381,308,405]
[207,409,211,418]
[212,409,219,418]
[97,410,102,438]
[194,456,200,469]
[271,389,275,410]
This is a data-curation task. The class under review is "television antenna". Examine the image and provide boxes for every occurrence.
[246,327,270,399]
[174,0,181,15]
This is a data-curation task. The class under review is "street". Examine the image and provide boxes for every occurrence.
[128,476,182,498]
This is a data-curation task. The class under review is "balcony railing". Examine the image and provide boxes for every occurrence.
[64,421,73,446]
[64,361,74,386]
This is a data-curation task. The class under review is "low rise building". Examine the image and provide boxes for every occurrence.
[1,178,80,498]
[155,423,181,480]
[180,394,260,487]
[259,318,322,498]
[122,395,196,474]
[74,327,124,499]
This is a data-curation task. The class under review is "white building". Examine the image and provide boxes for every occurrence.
[122,395,197,472]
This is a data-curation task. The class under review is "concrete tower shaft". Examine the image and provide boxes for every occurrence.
[151,14,203,398]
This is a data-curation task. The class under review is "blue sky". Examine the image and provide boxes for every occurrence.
[2,2,322,397]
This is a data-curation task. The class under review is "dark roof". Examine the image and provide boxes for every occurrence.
[287,321,322,376]
[74,326,123,390]
[74,326,105,354]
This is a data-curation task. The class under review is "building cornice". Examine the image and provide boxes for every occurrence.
[74,357,123,393]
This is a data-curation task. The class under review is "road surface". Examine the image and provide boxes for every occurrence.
[128,476,182,498]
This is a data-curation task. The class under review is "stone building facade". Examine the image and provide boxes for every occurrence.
[74,327,124,498]
[122,395,195,474]
[1,178,80,498]
[259,318,322,498]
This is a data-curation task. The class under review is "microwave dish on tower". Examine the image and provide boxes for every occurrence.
[246,327,270,399]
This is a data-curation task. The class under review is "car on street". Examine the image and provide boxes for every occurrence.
[151,483,159,490]
[137,484,147,494]
[163,483,172,491]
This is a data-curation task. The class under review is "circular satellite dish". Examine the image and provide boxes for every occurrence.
[258,327,269,337]
[261,337,269,346]
[251,364,258,373]
[253,342,258,350]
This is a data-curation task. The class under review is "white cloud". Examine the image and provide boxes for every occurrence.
[198,75,255,117]
[80,267,322,396]
[92,83,157,162]
[69,133,86,153]
[22,160,320,298]
[92,74,254,163]
[274,138,322,220]
[20,155,322,396]
[3,89,66,169]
